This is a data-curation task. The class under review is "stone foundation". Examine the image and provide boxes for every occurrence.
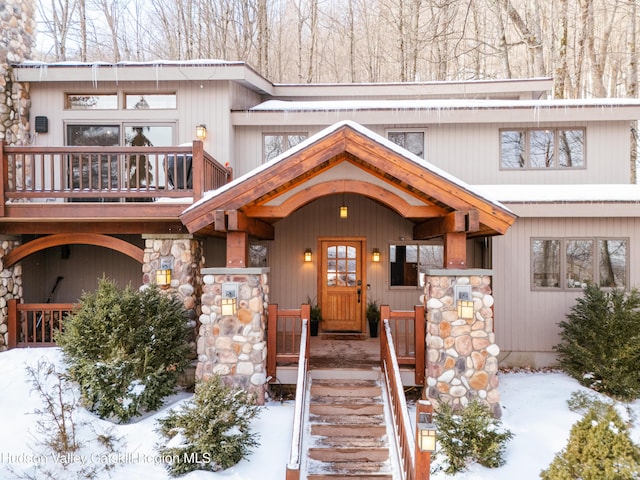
[423,270,502,417]
[0,238,23,351]
[196,268,269,404]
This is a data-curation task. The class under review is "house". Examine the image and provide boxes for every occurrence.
[3,51,640,415]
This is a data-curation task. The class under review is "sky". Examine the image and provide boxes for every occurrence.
[0,347,638,480]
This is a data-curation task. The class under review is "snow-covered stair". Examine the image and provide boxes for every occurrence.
[304,369,395,480]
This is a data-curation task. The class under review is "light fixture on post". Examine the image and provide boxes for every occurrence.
[304,248,312,262]
[372,248,381,262]
[454,284,474,320]
[417,412,437,453]
[155,269,171,287]
[195,124,207,140]
[221,282,238,316]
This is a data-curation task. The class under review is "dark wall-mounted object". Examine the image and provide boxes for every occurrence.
[35,116,48,133]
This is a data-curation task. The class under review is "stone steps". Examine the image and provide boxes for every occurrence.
[304,371,394,480]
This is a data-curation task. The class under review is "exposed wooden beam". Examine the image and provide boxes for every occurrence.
[3,233,144,268]
[413,210,479,239]
[227,211,274,240]
[214,210,227,232]
[226,231,248,268]
[0,221,188,235]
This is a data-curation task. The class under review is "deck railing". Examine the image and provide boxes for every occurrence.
[266,304,311,381]
[381,305,426,385]
[7,299,74,348]
[0,140,230,207]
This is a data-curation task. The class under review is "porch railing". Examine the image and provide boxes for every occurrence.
[381,305,426,385]
[285,318,310,480]
[7,299,74,348]
[381,318,415,480]
[0,140,231,207]
[266,304,311,381]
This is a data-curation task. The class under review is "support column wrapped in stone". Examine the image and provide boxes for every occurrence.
[0,237,23,351]
[423,270,502,417]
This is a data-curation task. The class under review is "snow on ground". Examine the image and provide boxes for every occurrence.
[0,347,638,480]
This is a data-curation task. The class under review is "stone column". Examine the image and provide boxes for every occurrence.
[0,237,23,351]
[1,0,36,146]
[196,268,269,404]
[422,270,502,417]
[142,234,204,363]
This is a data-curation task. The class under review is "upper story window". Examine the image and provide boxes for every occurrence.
[532,237,628,290]
[125,94,177,109]
[387,130,425,159]
[263,133,308,162]
[66,94,118,110]
[501,128,585,169]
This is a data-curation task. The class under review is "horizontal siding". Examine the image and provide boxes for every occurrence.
[493,217,640,356]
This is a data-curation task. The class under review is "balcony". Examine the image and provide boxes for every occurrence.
[0,141,231,225]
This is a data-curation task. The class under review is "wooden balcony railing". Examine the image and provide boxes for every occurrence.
[0,140,231,209]
[7,299,75,348]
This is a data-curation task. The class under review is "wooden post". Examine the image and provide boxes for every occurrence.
[443,231,467,269]
[380,304,390,368]
[7,298,18,349]
[226,231,248,267]
[415,400,434,480]
[267,304,277,382]
[414,304,426,385]
[192,140,204,201]
[301,303,311,363]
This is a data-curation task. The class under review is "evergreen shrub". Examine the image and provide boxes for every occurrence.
[157,375,261,476]
[56,277,191,423]
[540,398,640,479]
[555,284,640,401]
[434,400,513,475]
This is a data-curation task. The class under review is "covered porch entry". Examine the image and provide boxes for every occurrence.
[180,120,515,399]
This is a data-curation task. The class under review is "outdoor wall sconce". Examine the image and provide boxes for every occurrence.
[339,204,348,218]
[454,284,474,320]
[195,124,207,140]
[155,269,171,287]
[372,248,381,262]
[417,412,438,453]
[221,282,239,316]
[304,248,312,262]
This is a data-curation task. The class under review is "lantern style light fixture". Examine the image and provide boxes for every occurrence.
[454,284,474,319]
[221,282,238,316]
[339,204,348,219]
[155,269,171,287]
[457,300,475,319]
[417,412,438,452]
[372,248,381,262]
[195,124,207,140]
[304,248,312,262]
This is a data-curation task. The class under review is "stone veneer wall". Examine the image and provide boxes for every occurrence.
[0,238,22,351]
[1,0,35,145]
[423,270,502,417]
[196,268,269,404]
[142,235,204,360]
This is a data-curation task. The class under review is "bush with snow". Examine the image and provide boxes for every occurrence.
[540,393,640,479]
[156,375,262,476]
[56,277,192,423]
[555,284,640,401]
[433,399,513,475]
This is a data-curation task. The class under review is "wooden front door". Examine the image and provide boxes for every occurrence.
[319,239,365,332]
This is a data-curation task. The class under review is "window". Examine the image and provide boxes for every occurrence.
[263,133,308,162]
[390,243,443,287]
[125,94,177,109]
[387,130,425,158]
[501,128,584,169]
[532,238,628,290]
[66,94,118,110]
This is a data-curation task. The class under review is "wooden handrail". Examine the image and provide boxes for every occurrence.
[381,317,416,480]
[285,318,309,480]
[266,303,310,381]
[381,305,426,385]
